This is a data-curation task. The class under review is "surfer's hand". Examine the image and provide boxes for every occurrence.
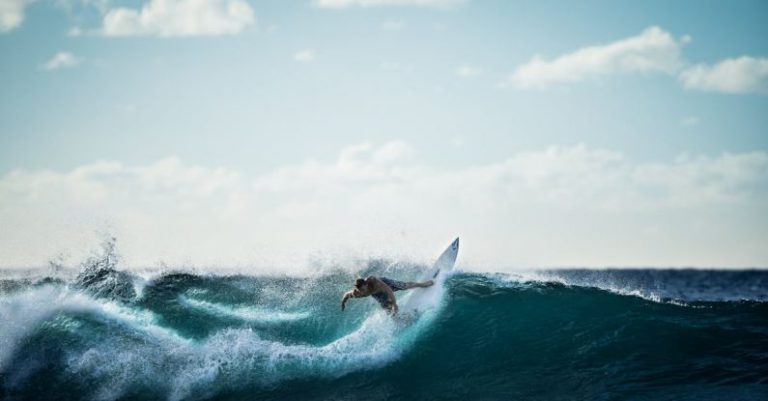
[341,295,348,311]
[390,304,398,316]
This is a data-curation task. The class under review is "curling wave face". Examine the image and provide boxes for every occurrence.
[1,266,767,401]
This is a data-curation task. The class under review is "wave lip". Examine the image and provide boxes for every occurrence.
[492,268,768,304]
[0,285,186,372]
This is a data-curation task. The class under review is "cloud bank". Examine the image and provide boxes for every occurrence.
[507,26,767,95]
[0,0,30,33]
[680,56,768,94]
[102,0,255,37]
[39,51,81,71]
[507,26,688,89]
[315,0,464,8]
[1,142,766,270]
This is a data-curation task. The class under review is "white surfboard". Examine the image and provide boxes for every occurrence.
[427,237,460,280]
[399,237,459,315]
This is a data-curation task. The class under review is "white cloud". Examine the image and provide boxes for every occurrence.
[504,26,767,96]
[506,26,689,89]
[455,64,481,77]
[0,0,31,32]
[2,142,767,269]
[102,0,255,37]
[315,0,464,8]
[293,49,315,62]
[39,51,82,71]
[679,56,768,94]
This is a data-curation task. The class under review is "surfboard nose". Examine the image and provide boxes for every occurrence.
[452,237,459,251]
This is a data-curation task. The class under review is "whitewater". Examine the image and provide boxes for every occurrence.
[1,245,766,400]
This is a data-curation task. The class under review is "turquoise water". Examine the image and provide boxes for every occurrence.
[1,263,766,401]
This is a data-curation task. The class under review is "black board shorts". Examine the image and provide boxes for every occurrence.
[372,277,407,309]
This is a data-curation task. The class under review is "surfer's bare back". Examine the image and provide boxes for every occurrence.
[341,276,434,315]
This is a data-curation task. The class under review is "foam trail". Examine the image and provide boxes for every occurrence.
[63,280,452,400]
[178,295,311,323]
[62,311,407,401]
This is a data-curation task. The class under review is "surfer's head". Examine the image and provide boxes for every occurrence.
[354,278,366,289]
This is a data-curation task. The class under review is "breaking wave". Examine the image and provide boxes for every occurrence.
[1,246,766,401]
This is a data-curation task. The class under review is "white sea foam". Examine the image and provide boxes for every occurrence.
[485,271,696,307]
[0,286,65,370]
[178,295,311,323]
[0,285,185,371]
[59,310,408,401]
[1,272,451,400]
[66,282,448,400]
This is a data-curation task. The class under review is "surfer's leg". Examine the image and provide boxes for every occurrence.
[380,277,407,291]
[381,277,433,291]
[402,280,434,289]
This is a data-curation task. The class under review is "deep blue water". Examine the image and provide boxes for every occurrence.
[1,263,766,401]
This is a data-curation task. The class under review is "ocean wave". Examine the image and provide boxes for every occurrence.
[60,314,407,401]
[0,285,185,372]
[483,269,768,304]
[0,269,449,400]
[1,268,766,401]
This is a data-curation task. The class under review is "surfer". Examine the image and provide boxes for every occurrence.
[341,276,434,315]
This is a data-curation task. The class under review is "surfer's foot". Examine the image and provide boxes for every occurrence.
[422,280,434,287]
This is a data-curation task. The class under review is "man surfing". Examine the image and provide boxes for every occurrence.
[341,276,434,315]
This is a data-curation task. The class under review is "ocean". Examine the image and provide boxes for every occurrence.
[1,255,766,400]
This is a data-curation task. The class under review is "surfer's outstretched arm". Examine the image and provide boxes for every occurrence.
[341,287,370,311]
[341,290,356,311]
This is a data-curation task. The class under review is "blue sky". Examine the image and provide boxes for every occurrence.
[0,0,767,270]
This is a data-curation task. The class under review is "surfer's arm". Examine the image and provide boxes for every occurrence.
[341,291,354,311]
[341,289,364,311]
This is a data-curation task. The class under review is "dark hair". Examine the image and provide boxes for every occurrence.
[354,278,366,288]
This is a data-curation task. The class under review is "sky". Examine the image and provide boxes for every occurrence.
[0,0,767,271]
